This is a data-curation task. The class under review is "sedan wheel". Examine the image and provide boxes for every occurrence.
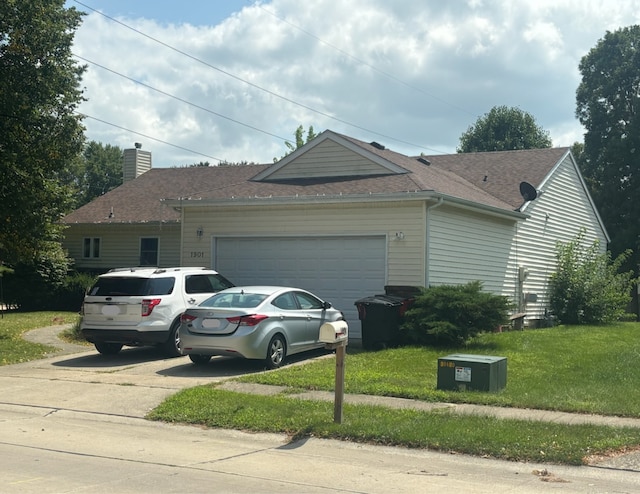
[189,354,212,365]
[266,335,286,369]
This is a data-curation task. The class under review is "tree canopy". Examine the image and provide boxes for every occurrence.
[274,125,318,162]
[576,25,640,268]
[457,106,552,153]
[0,0,86,266]
[77,141,123,207]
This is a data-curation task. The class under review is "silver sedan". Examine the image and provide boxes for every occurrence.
[179,286,345,369]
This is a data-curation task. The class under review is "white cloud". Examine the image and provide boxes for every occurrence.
[72,0,640,166]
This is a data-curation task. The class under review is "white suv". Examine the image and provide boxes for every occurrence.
[81,267,234,356]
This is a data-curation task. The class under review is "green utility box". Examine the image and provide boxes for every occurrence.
[437,354,507,392]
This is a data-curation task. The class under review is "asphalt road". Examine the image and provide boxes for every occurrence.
[0,329,638,492]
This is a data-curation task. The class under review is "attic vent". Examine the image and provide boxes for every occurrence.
[370,141,386,150]
[417,157,431,165]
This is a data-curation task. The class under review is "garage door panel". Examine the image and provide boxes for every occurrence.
[214,236,386,338]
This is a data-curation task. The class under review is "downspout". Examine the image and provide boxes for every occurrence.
[178,197,185,266]
[425,197,444,288]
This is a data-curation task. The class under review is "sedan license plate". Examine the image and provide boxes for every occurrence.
[202,318,221,329]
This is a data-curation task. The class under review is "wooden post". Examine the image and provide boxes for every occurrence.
[333,341,346,424]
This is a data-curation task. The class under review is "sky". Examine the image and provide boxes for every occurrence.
[67,0,640,168]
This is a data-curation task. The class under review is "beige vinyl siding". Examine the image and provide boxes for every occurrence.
[63,223,180,271]
[181,201,426,288]
[269,139,392,179]
[513,154,608,322]
[428,205,518,298]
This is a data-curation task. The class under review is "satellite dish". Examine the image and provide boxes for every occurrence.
[519,182,538,202]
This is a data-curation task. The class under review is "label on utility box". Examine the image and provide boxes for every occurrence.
[455,366,472,382]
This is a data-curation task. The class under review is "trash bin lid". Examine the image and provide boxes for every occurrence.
[354,294,405,306]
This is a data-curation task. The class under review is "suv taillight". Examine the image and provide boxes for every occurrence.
[227,314,269,326]
[142,298,162,316]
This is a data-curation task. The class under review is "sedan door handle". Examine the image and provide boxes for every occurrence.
[188,298,196,304]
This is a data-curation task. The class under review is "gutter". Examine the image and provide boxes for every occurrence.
[164,191,526,221]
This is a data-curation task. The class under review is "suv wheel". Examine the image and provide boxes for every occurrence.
[162,321,182,357]
[95,342,123,355]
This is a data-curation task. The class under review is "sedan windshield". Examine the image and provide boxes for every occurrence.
[200,292,267,308]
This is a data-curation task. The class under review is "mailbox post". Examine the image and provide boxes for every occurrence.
[319,321,348,424]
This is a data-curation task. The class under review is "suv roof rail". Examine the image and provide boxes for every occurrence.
[107,266,210,274]
[107,267,157,273]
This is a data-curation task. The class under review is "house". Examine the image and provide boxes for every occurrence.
[62,130,608,337]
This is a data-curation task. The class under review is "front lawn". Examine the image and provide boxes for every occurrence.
[149,323,640,465]
[0,311,79,365]
[238,323,640,416]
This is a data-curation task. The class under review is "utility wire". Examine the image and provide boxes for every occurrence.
[78,113,227,163]
[255,3,475,117]
[72,0,447,154]
[73,53,291,144]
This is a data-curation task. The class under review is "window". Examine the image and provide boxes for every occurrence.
[89,276,175,296]
[272,292,298,310]
[83,238,100,258]
[294,291,324,309]
[140,238,159,266]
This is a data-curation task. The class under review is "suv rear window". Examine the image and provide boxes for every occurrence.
[89,276,175,296]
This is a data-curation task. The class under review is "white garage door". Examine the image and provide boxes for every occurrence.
[214,236,386,338]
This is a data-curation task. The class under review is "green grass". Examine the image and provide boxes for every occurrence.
[148,322,640,465]
[238,323,640,417]
[0,311,80,365]
[148,387,640,465]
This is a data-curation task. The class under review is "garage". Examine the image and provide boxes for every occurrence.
[213,235,387,339]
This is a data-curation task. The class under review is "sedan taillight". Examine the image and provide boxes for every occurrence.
[181,313,197,324]
[141,298,161,316]
[227,314,269,326]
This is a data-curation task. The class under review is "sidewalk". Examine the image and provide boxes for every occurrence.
[20,324,640,472]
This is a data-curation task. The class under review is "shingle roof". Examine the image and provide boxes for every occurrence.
[63,132,569,225]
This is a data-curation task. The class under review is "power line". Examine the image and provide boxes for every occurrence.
[255,3,475,118]
[78,113,227,163]
[73,53,291,144]
[71,0,447,154]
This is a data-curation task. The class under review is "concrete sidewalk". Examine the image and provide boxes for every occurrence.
[19,323,640,472]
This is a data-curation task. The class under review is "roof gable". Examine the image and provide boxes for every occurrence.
[251,130,409,181]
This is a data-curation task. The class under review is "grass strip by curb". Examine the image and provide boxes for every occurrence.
[147,386,640,465]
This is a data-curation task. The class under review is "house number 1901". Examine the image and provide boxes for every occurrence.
[190,251,205,258]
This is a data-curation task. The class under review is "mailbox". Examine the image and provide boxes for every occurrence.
[319,320,348,343]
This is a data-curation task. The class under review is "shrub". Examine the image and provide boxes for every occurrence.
[399,281,511,346]
[549,231,637,325]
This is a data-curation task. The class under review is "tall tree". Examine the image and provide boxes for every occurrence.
[78,141,123,207]
[576,25,640,269]
[457,106,552,153]
[0,0,86,266]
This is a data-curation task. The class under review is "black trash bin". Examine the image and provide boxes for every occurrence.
[355,287,420,350]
